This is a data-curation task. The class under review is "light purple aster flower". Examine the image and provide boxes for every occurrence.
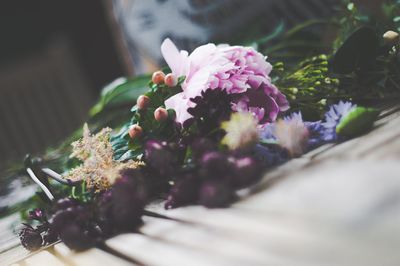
[161,38,289,124]
[305,120,325,148]
[253,144,288,167]
[321,101,356,142]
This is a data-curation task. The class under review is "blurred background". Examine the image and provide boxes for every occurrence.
[0,0,382,167]
[0,0,344,167]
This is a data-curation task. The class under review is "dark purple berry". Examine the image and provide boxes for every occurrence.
[198,180,235,208]
[200,151,234,179]
[230,157,260,188]
[145,140,183,177]
[191,138,216,161]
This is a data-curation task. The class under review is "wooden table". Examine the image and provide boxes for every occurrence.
[2,104,400,266]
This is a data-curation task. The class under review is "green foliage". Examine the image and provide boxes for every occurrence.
[336,106,380,137]
[273,55,340,119]
[111,78,184,161]
[381,0,400,32]
[258,19,332,65]
[330,27,379,74]
[333,0,372,50]
[271,1,400,120]
[90,75,150,117]
[69,182,92,203]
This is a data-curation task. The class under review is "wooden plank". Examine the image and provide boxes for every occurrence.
[140,216,287,266]
[106,233,247,266]
[144,158,400,266]
[53,243,133,266]
[0,245,29,266]
[146,203,399,266]
[23,250,66,266]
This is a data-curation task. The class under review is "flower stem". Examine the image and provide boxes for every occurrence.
[26,168,55,201]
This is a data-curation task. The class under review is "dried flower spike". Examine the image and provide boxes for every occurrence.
[165,73,178,87]
[154,107,168,122]
[129,124,143,139]
[152,71,165,85]
[64,124,144,190]
[137,95,150,110]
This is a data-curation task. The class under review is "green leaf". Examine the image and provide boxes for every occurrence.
[90,75,150,116]
[252,21,285,46]
[336,107,380,137]
[119,149,143,161]
[330,27,379,74]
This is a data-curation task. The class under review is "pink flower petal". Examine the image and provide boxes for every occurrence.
[161,38,189,77]
[165,93,193,124]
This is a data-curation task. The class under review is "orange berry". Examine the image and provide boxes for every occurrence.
[128,124,143,139]
[137,95,150,110]
[154,107,168,122]
[152,71,165,85]
[164,73,178,87]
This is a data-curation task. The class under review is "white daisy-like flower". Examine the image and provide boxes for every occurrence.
[221,112,259,151]
[274,116,309,157]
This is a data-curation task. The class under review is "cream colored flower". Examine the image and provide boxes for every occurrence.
[274,117,309,157]
[221,112,259,150]
[64,124,143,190]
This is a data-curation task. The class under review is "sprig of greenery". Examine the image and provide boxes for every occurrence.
[111,77,185,161]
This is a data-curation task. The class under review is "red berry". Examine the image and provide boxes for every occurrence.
[152,71,165,85]
[129,124,143,139]
[154,107,168,122]
[137,95,150,110]
[165,73,178,87]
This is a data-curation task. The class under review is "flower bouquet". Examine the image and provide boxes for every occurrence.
[19,1,400,251]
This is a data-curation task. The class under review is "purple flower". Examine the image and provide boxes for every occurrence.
[28,209,45,221]
[261,113,326,145]
[199,151,234,180]
[144,140,183,178]
[19,225,43,251]
[187,89,233,135]
[106,169,146,231]
[286,113,325,148]
[230,156,260,189]
[198,180,235,208]
[58,223,96,251]
[161,38,288,124]
[231,84,288,124]
[322,101,356,142]
[190,138,217,161]
[253,144,288,167]
[165,174,201,209]
[50,200,101,250]
[304,120,325,148]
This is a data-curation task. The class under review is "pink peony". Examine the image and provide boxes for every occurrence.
[161,38,289,124]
